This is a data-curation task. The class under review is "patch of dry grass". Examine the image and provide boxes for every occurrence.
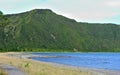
[0,52,94,75]
[0,68,8,75]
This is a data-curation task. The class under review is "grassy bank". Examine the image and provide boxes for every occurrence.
[0,52,94,75]
[0,68,7,75]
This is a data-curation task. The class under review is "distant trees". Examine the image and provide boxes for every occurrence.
[0,11,3,26]
[0,11,9,27]
[0,11,9,51]
[0,9,120,52]
[0,11,3,16]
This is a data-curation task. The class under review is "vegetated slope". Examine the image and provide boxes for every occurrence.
[0,9,120,52]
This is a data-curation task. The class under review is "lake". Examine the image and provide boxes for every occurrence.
[31,52,120,70]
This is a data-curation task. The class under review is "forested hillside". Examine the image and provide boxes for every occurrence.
[0,9,120,52]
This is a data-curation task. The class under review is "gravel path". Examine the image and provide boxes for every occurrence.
[0,64,28,75]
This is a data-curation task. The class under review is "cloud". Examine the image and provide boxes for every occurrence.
[41,0,120,21]
[0,0,120,24]
[105,0,120,7]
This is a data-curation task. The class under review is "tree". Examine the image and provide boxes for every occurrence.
[0,11,9,49]
[0,11,9,27]
[0,11,3,16]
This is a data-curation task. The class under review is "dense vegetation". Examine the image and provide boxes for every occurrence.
[0,9,120,52]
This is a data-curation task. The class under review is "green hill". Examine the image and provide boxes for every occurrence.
[0,9,120,52]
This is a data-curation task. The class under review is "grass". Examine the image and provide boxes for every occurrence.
[0,68,8,75]
[0,52,94,75]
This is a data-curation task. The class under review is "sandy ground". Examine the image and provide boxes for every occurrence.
[73,66,120,75]
[51,62,120,75]
[1,52,120,75]
[88,68,120,75]
[18,52,120,75]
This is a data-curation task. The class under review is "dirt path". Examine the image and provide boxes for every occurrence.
[0,64,28,75]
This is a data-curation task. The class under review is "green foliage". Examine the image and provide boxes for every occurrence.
[0,9,120,52]
[24,63,30,68]
[0,67,7,75]
[0,72,7,75]
[0,11,9,27]
[9,62,13,65]
[24,63,30,73]
[0,11,3,16]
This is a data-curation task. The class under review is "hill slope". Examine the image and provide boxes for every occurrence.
[0,9,120,52]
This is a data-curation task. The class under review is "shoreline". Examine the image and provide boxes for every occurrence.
[32,59,120,75]
[0,52,94,75]
[1,52,120,75]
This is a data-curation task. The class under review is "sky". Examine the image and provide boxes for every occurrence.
[0,0,120,24]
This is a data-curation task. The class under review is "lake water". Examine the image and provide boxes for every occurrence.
[31,52,120,70]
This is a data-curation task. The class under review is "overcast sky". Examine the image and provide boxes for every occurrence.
[0,0,120,24]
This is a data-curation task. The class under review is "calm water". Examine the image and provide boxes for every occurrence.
[31,52,120,70]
